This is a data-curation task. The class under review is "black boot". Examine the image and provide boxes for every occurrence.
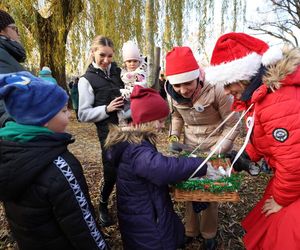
[98,201,114,227]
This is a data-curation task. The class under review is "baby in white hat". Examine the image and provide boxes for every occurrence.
[118,41,148,125]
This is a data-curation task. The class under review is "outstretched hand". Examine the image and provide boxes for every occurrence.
[262,196,282,217]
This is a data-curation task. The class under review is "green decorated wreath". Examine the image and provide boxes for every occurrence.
[174,152,242,193]
[174,174,242,193]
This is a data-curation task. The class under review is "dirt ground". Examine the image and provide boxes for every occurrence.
[0,113,271,250]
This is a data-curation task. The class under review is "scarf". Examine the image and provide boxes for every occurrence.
[0,35,26,62]
[0,121,53,142]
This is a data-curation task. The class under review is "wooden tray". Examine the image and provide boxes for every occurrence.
[174,188,240,202]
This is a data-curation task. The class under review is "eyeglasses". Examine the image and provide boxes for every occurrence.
[7,24,19,34]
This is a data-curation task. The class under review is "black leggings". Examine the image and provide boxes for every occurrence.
[96,124,117,203]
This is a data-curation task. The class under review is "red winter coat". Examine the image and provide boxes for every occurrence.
[236,48,300,249]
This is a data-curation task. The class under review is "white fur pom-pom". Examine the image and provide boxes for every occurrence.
[261,46,283,66]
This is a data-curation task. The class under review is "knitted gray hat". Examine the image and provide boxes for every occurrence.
[0,10,15,31]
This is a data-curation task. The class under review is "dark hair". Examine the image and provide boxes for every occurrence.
[0,10,15,31]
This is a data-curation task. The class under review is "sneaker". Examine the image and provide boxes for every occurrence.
[99,202,114,227]
[203,237,218,250]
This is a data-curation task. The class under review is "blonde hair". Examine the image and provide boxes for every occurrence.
[85,35,114,70]
[104,123,158,149]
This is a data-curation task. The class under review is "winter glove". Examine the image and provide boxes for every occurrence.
[168,135,180,153]
[226,150,260,176]
[192,202,209,213]
[168,142,193,153]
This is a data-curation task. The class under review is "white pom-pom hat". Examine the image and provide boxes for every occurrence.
[205,32,283,86]
[122,40,141,62]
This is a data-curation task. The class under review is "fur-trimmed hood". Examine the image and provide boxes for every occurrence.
[263,46,300,90]
[105,124,158,167]
[105,124,158,148]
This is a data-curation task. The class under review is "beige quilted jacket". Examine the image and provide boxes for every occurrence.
[168,82,240,153]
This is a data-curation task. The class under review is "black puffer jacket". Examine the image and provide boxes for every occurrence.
[82,62,124,126]
[0,133,107,250]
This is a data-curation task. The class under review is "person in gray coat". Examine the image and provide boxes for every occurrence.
[0,9,27,127]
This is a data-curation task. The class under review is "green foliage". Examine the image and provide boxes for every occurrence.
[174,174,242,193]
[2,0,248,82]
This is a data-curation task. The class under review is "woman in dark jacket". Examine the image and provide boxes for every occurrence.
[0,10,27,127]
[105,86,208,250]
[0,72,107,250]
[78,35,124,227]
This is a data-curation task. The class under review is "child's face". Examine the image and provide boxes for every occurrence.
[224,82,247,100]
[92,45,114,69]
[125,59,140,72]
[154,118,166,131]
[45,105,70,133]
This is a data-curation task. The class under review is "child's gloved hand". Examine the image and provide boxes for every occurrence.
[167,135,180,153]
[192,202,209,213]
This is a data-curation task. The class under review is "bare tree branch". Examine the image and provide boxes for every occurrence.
[249,0,299,47]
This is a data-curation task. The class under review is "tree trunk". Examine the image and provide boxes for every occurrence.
[153,47,161,91]
[36,14,68,90]
[145,0,155,87]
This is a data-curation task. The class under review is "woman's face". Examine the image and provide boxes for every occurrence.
[92,45,114,69]
[224,82,247,100]
[172,79,198,99]
[0,24,20,42]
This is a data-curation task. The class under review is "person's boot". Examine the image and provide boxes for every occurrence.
[203,237,218,250]
[98,201,114,227]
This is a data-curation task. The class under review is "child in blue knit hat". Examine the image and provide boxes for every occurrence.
[0,72,108,250]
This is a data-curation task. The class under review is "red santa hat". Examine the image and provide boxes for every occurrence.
[205,32,283,86]
[130,85,169,125]
[165,47,203,85]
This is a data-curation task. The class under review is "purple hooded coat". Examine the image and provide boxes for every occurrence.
[106,126,207,250]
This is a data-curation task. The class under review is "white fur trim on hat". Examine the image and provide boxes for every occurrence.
[261,46,283,66]
[205,53,262,86]
[167,69,200,85]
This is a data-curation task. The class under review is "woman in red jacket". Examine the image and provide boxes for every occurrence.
[205,32,300,250]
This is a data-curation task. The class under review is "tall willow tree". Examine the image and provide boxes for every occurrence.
[1,0,248,83]
[181,0,246,62]
[2,0,83,89]
[88,0,144,63]
[163,0,184,52]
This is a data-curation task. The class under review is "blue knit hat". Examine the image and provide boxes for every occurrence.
[0,71,68,126]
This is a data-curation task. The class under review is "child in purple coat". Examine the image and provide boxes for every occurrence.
[105,85,207,250]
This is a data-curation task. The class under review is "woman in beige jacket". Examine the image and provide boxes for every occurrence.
[165,46,240,250]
